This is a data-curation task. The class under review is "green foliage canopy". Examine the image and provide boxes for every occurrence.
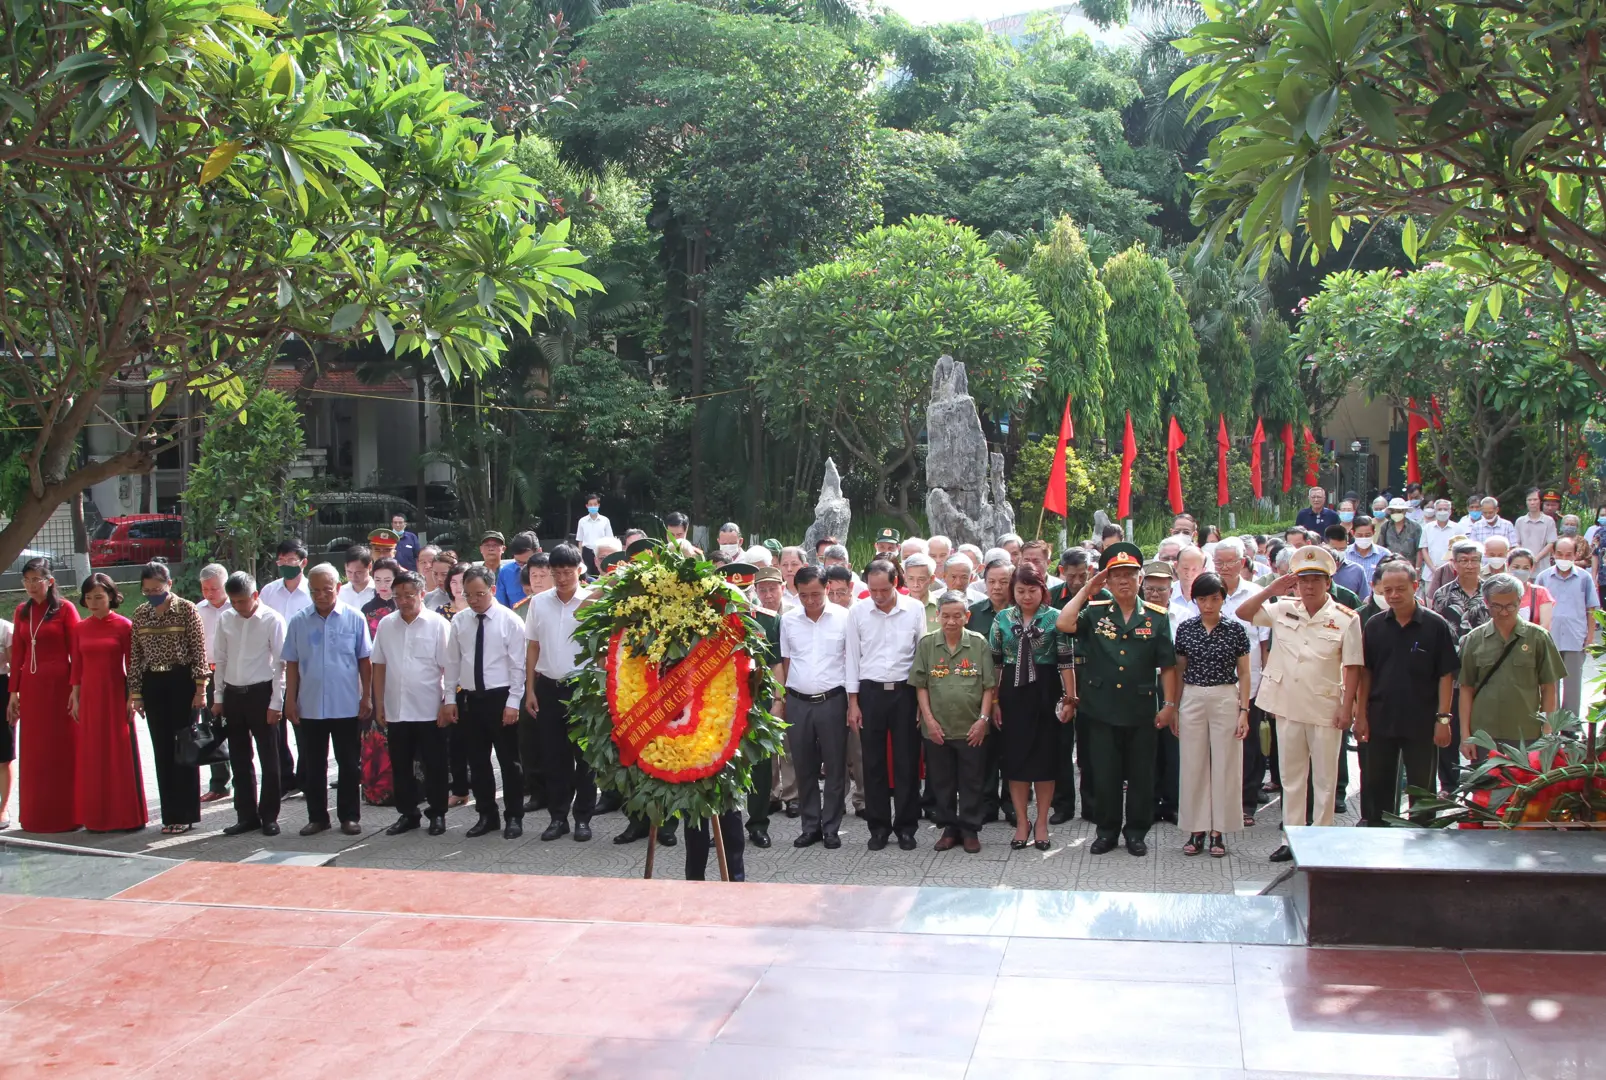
[1024,217,1113,440]
[1099,246,1200,441]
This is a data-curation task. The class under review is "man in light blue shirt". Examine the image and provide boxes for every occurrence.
[282,564,373,836]
[495,532,540,608]
[1342,516,1388,601]
[1534,535,1599,719]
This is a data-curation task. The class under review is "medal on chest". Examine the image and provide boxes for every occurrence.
[1133,619,1153,639]
[1095,617,1118,640]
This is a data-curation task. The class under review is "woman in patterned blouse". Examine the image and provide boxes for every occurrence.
[987,564,1075,851]
[129,562,209,834]
[1173,573,1251,858]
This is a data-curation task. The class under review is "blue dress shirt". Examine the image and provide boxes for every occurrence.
[394,529,421,571]
[281,604,372,720]
[495,560,526,608]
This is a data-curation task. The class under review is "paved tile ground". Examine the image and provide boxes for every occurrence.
[0,861,1597,1078]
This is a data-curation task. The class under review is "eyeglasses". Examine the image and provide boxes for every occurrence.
[1487,601,1519,614]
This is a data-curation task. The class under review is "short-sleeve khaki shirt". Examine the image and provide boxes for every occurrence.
[909,628,996,738]
[1252,595,1363,723]
[1459,619,1566,742]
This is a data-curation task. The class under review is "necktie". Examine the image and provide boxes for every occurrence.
[474,613,487,692]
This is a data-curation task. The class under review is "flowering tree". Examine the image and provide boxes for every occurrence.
[1293,267,1606,499]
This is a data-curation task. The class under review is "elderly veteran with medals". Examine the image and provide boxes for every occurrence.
[912,591,997,853]
[1056,542,1181,857]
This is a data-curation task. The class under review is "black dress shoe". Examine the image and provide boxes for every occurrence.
[222,820,262,836]
[1048,808,1073,825]
[1256,790,1272,805]
[340,821,362,836]
[854,807,869,820]
[897,832,917,851]
[1126,837,1148,857]
[1269,844,1294,863]
[261,821,281,836]
[503,818,523,840]
[747,827,771,849]
[783,800,800,818]
[466,815,500,838]
[1334,800,1347,815]
[299,821,330,837]
[922,807,936,822]
[427,816,446,836]
[523,796,547,814]
[1089,836,1118,855]
[657,828,676,846]
[867,831,889,851]
[540,819,570,841]
[385,816,421,836]
[822,834,841,849]
[1155,811,1179,825]
[794,830,822,848]
[1004,810,1018,827]
[573,821,592,842]
[613,821,648,844]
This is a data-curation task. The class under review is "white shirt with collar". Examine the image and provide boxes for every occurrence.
[1219,577,1271,696]
[780,602,850,694]
[211,602,287,710]
[575,513,614,552]
[372,608,452,722]
[338,581,375,611]
[259,575,313,621]
[446,603,526,710]
[196,596,229,666]
[524,587,587,681]
[1419,519,1458,568]
[846,592,926,687]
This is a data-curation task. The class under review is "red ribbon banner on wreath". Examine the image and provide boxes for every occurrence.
[608,615,745,767]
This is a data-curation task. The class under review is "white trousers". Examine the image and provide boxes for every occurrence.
[1179,684,1244,834]
[1276,716,1343,827]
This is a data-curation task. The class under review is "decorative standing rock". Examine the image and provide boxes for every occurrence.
[925,355,1011,548]
[803,457,852,562]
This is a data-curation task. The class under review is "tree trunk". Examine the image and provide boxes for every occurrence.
[69,492,88,555]
[415,368,429,532]
[687,234,707,524]
[746,392,764,524]
[0,447,153,573]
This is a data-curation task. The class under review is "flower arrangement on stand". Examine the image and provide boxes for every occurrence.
[567,542,783,869]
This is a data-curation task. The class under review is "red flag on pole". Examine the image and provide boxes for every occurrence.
[1042,395,1074,517]
[1302,425,1319,487]
[1429,395,1444,430]
[1117,411,1136,520]
[1281,422,1296,492]
[1249,418,1266,499]
[1167,416,1187,514]
[1573,450,1589,494]
[1406,398,1430,484]
[1216,415,1231,507]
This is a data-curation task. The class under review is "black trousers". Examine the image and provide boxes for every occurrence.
[1087,717,1157,843]
[459,689,521,820]
[1242,704,1269,813]
[205,675,229,794]
[684,810,745,880]
[982,726,1007,817]
[278,719,298,792]
[926,735,987,836]
[1154,726,1180,817]
[535,675,596,823]
[447,723,471,797]
[517,703,543,806]
[856,682,920,837]
[1050,716,1080,816]
[388,721,448,819]
[295,716,361,825]
[748,756,773,830]
[143,669,201,826]
[222,681,279,825]
[1363,735,1438,826]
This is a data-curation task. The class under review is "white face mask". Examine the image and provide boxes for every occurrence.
[1556,559,1575,574]
[719,543,743,558]
[1353,536,1374,551]
[1484,557,1507,573]
[1511,568,1532,583]
[1435,509,1451,522]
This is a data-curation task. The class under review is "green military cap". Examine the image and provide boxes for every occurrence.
[1141,559,1174,580]
[875,527,901,545]
[723,561,758,587]
[624,537,656,558]
[1099,541,1143,571]
[762,538,783,557]
[599,551,626,572]
[479,529,506,546]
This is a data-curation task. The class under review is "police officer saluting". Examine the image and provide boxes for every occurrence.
[1056,542,1181,856]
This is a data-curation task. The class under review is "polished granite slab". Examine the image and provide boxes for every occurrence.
[1287,824,1606,874]
[902,886,1304,945]
[0,839,180,900]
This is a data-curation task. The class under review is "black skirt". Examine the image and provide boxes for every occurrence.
[998,662,1061,783]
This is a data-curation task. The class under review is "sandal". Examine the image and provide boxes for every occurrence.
[1209,833,1227,858]
[1183,832,1206,856]
[161,823,193,836]
[1243,813,1257,828]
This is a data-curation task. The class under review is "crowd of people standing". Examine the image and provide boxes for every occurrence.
[0,487,1585,877]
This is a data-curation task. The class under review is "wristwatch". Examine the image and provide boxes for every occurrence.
[1435,713,1453,725]
[1162,700,1179,709]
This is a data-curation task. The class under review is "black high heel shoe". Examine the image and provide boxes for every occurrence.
[1031,818,1050,851]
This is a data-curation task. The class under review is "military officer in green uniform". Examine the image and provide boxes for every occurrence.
[969,556,1016,823]
[1047,548,1091,609]
[746,565,785,848]
[1056,542,1181,856]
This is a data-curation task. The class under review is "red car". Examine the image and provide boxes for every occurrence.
[89,514,184,567]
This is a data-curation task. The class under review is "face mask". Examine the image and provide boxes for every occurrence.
[719,543,742,558]
[1408,499,1421,508]
[1373,507,1387,517]
[1484,511,1498,521]
[1556,559,1575,573]
[1483,557,1506,573]
[279,564,301,581]
[1597,515,1606,525]
[1353,536,1374,551]
[587,506,600,515]
[1563,526,1580,537]
[1338,511,1355,524]
[146,591,169,607]
[1389,511,1406,522]
[1435,509,1451,522]
[1511,568,1532,583]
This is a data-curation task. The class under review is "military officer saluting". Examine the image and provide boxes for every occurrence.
[1056,542,1181,856]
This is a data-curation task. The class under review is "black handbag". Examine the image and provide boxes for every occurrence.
[175,709,229,767]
